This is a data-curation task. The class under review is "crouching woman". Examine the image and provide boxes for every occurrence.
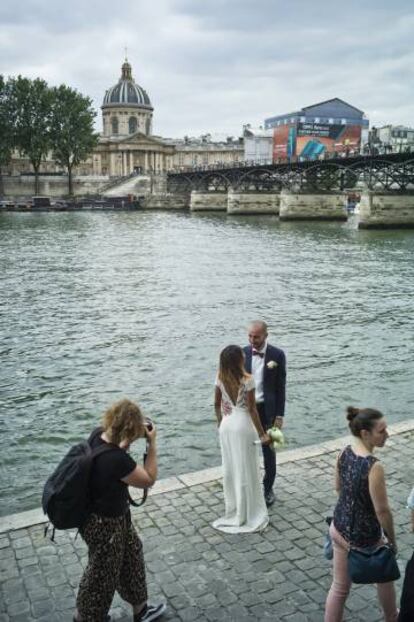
[74,399,165,622]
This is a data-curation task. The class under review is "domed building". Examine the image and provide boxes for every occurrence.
[93,59,175,177]
[5,58,244,188]
[102,60,153,137]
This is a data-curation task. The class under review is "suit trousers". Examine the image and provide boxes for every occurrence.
[256,402,276,496]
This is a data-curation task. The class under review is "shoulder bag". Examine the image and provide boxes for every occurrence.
[347,458,400,584]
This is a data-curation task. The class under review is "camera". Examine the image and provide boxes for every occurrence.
[144,417,153,432]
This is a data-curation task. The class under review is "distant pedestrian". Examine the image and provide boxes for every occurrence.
[243,320,286,507]
[74,399,166,622]
[399,486,414,621]
[324,407,398,622]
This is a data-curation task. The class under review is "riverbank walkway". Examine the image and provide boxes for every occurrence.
[1,421,413,622]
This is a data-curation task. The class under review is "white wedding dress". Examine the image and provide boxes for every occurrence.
[212,375,269,533]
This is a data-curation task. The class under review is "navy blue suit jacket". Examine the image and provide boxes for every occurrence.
[243,344,286,423]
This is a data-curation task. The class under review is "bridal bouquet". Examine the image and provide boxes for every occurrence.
[267,427,286,450]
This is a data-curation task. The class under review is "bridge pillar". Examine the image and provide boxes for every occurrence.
[190,191,227,211]
[279,191,347,221]
[358,191,414,229]
[227,191,280,215]
[142,192,190,210]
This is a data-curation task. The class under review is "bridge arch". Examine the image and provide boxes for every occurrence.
[196,171,232,192]
[233,168,283,192]
[285,162,359,192]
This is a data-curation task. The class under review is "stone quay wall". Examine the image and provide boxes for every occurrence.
[279,191,348,221]
[227,192,280,215]
[142,193,190,210]
[358,191,414,229]
[2,175,109,198]
[190,191,228,212]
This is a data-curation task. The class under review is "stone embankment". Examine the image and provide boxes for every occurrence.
[1,420,413,621]
[358,192,414,228]
[2,172,414,226]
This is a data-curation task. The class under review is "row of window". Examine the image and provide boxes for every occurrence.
[107,116,153,135]
[391,130,414,139]
[178,154,241,165]
[271,116,349,127]
[110,117,139,134]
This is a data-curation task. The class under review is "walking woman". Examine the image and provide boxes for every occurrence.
[399,486,414,620]
[212,345,270,533]
[324,407,398,622]
[74,399,166,622]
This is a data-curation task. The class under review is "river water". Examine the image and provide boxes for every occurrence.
[1,210,413,516]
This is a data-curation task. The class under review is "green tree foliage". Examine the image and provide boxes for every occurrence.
[0,75,15,197]
[8,76,54,195]
[50,85,99,195]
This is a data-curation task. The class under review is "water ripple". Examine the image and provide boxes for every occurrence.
[1,211,414,515]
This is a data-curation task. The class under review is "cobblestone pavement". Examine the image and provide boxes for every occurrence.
[1,430,413,622]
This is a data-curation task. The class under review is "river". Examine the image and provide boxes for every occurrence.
[1,210,413,516]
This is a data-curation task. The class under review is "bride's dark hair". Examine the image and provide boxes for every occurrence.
[219,345,246,404]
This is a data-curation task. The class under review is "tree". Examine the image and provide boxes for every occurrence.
[0,75,15,197]
[8,76,53,195]
[50,85,98,195]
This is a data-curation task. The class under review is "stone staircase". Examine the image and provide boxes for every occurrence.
[101,173,167,197]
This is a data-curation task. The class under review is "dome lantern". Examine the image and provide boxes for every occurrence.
[102,60,153,110]
[121,60,132,81]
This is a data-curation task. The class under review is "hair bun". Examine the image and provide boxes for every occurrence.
[346,406,360,422]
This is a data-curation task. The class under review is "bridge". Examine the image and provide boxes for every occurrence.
[167,151,414,193]
[163,152,414,228]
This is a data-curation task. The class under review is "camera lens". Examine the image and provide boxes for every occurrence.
[145,417,153,432]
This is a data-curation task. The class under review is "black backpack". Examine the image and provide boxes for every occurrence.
[42,437,114,533]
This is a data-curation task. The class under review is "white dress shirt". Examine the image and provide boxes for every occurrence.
[251,342,267,403]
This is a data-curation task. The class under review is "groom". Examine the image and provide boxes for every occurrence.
[244,320,286,507]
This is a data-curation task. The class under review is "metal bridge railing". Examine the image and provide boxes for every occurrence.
[168,146,414,175]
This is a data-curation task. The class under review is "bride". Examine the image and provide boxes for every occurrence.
[212,345,270,533]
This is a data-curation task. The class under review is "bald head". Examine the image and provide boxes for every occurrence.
[248,321,268,350]
[249,320,268,333]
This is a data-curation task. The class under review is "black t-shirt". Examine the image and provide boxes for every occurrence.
[88,428,137,517]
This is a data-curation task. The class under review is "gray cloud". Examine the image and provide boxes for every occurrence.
[0,0,413,136]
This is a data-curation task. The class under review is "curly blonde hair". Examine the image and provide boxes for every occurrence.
[102,399,145,445]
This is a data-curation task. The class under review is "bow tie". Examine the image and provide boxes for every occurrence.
[252,350,264,358]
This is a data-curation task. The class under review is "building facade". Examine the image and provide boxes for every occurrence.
[243,127,273,164]
[7,60,245,178]
[369,125,414,153]
[265,98,369,161]
[93,59,175,176]
[169,134,244,170]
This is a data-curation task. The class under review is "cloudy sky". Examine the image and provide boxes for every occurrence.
[1,0,413,138]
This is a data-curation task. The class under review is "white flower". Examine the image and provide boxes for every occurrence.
[267,360,278,369]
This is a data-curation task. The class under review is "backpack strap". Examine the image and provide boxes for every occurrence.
[89,443,118,459]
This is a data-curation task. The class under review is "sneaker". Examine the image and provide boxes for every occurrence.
[135,603,167,622]
[265,491,275,507]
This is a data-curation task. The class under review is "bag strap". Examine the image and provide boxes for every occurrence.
[128,444,150,508]
[88,434,150,509]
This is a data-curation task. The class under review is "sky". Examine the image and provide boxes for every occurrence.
[0,0,413,138]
